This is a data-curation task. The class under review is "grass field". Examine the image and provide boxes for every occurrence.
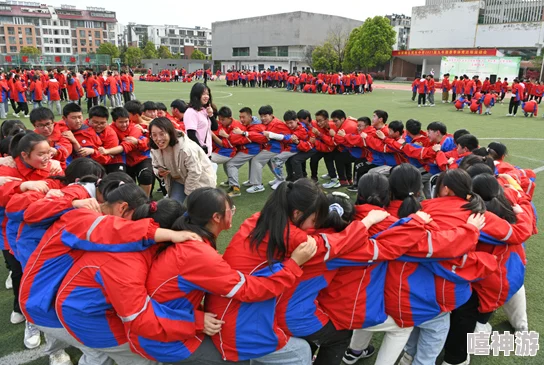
[0,80,542,364]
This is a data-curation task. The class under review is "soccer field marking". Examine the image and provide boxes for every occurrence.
[213,91,234,99]
[479,138,544,141]
[0,346,45,365]
[509,155,544,164]
[534,165,544,174]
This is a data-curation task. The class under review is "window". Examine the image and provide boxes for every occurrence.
[42,19,51,26]
[53,29,59,35]
[61,20,69,27]
[53,21,58,26]
[180,30,186,35]
[65,47,71,53]
[10,46,17,52]
[62,38,69,44]
[26,37,32,44]
[7,27,15,35]
[55,47,61,53]
[232,47,249,57]
[95,31,100,38]
[8,36,16,44]
[81,47,87,52]
[0,36,4,44]
[278,46,288,57]
[95,40,100,46]
[36,38,41,45]
[80,39,86,46]
[198,31,205,37]
[54,38,60,44]
[25,28,32,36]
[79,30,85,38]
[1,46,6,53]
[62,29,70,35]
[258,46,288,57]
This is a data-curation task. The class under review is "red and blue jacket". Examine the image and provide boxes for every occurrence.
[228,118,263,156]
[110,122,150,167]
[265,118,291,154]
[333,126,371,160]
[425,134,456,174]
[281,123,309,153]
[129,239,303,363]
[19,209,159,328]
[212,120,244,158]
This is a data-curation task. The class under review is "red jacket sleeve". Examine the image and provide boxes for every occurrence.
[482,204,533,245]
[24,185,90,224]
[405,223,480,258]
[53,136,73,164]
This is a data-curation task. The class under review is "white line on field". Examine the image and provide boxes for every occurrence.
[534,165,544,174]
[478,138,544,141]
[0,346,46,365]
[509,154,544,164]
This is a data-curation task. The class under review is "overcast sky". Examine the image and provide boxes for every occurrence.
[58,0,424,27]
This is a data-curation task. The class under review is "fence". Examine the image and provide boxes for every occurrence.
[0,54,112,70]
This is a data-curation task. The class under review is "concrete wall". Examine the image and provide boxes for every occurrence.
[219,61,311,74]
[410,2,480,49]
[476,22,544,48]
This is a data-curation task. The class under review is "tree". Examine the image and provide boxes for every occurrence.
[158,45,173,59]
[143,41,158,59]
[96,42,120,59]
[191,49,206,60]
[344,16,396,71]
[312,42,339,72]
[124,46,143,67]
[303,45,315,71]
[342,27,362,71]
[326,25,350,71]
[139,34,148,50]
[20,46,41,55]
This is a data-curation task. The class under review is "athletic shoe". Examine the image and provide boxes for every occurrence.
[10,311,25,324]
[340,180,350,187]
[323,178,340,189]
[246,185,265,194]
[24,321,41,349]
[442,101,446,104]
[524,112,529,117]
[268,179,281,186]
[12,113,19,117]
[418,105,421,108]
[474,321,492,334]
[321,173,330,179]
[242,180,252,187]
[271,181,283,190]
[49,349,73,365]
[5,271,12,290]
[441,354,470,365]
[430,104,435,107]
[347,185,358,192]
[399,352,414,365]
[506,114,512,116]
[227,186,241,197]
[342,345,376,365]
[220,181,230,187]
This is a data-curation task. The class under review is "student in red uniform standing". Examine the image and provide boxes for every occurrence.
[66,73,83,105]
[82,72,99,111]
[501,78,509,102]
[12,74,29,118]
[28,75,44,110]
[507,79,523,117]
[46,73,62,116]
[54,69,67,101]
[417,75,428,107]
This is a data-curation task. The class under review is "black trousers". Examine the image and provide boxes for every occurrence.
[287,150,316,181]
[500,91,506,101]
[452,93,457,102]
[310,151,337,180]
[353,158,377,186]
[2,250,22,313]
[61,88,68,101]
[443,291,479,364]
[123,91,131,104]
[87,96,98,111]
[334,150,353,182]
[418,93,426,105]
[15,102,29,116]
[302,321,353,365]
[105,163,127,174]
[509,97,520,115]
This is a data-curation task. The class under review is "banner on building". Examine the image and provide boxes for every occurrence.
[440,56,521,80]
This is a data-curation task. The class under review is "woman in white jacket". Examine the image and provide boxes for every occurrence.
[149,117,216,203]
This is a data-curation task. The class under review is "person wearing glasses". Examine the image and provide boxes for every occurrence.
[29,107,72,169]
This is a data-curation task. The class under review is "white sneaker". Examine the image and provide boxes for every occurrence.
[24,321,41,349]
[5,271,12,290]
[246,185,265,194]
[12,113,19,117]
[430,104,435,107]
[399,352,414,365]
[23,114,30,118]
[442,354,470,365]
[321,173,330,179]
[10,311,25,324]
[323,178,341,189]
[242,180,252,187]
[506,113,512,116]
[474,321,492,334]
[268,179,281,186]
[49,349,73,365]
[418,105,421,107]
[271,181,283,190]
[219,181,230,187]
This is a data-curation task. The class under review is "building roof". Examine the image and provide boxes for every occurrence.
[212,10,362,25]
[0,3,116,22]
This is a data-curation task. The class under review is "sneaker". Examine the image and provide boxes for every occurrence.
[399,352,414,365]
[321,173,330,179]
[227,186,241,197]
[49,349,73,365]
[342,345,375,365]
[24,321,41,349]
[506,113,512,116]
[268,178,281,186]
[246,185,265,194]
[323,178,340,189]
[474,321,492,334]
[12,113,19,117]
[347,185,358,192]
[339,180,350,187]
[23,114,30,118]
[10,311,25,324]
[242,180,253,187]
[5,271,12,290]
[441,354,470,365]
[220,181,230,187]
[430,104,435,107]
[271,181,283,190]
[418,105,421,108]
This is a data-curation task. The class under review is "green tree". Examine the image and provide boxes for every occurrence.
[326,25,350,71]
[158,45,173,59]
[96,42,120,59]
[312,42,339,72]
[20,46,41,55]
[143,41,158,59]
[342,27,362,71]
[125,46,143,67]
[191,49,206,60]
[344,16,396,71]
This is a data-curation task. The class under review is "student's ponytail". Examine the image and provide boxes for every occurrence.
[472,174,516,223]
[388,163,422,218]
[49,158,106,185]
[356,173,390,207]
[324,192,355,232]
[437,169,486,214]
[102,182,149,212]
[133,198,184,228]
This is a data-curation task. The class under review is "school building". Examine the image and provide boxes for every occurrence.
[387,0,541,79]
[211,11,362,73]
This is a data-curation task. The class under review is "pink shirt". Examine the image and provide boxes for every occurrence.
[183,107,212,156]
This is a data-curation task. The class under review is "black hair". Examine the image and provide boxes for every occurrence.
[324,192,355,232]
[218,106,232,118]
[148,117,179,149]
[1,120,26,140]
[102,182,149,212]
[9,131,47,159]
[155,102,167,112]
[315,109,329,119]
[466,163,495,178]
[29,108,55,126]
[472,174,516,224]
[142,101,158,112]
[374,110,388,123]
[171,99,188,113]
[258,105,273,115]
[62,102,82,118]
[124,100,143,115]
[111,107,130,121]
[389,163,422,218]
[434,169,486,214]
[453,129,470,143]
[405,119,421,136]
[171,187,232,249]
[297,109,311,122]
[239,106,253,116]
[457,134,479,152]
[96,172,134,196]
[188,83,212,110]
[356,172,390,207]
[427,121,447,135]
[283,110,297,122]
[89,105,110,120]
[0,137,12,156]
[389,121,404,134]
[331,109,346,120]
[487,142,507,160]
[134,198,185,229]
[250,178,328,265]
[357,116,371,127]
[51,158,106,185]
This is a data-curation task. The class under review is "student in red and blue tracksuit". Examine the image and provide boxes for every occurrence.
[129,188,309,364]
[210,107,244,177]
